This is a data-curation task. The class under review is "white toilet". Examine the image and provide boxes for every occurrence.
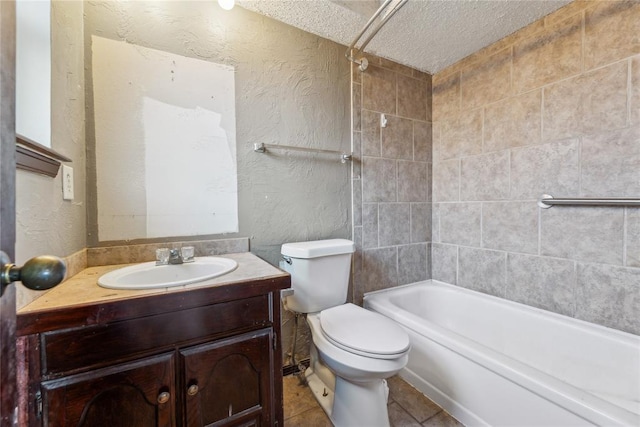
[280,239,410,427]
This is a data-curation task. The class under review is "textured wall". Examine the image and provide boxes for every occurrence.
[84,1,351,265]
[351,56,433,304]
[16,1,86,308]
[431,1,640,335]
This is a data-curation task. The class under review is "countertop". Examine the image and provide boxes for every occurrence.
[17,252,289,334]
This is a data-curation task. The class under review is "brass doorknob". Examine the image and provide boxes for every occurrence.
[0,251,66,296]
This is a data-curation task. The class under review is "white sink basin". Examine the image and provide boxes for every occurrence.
[97,257,238,289]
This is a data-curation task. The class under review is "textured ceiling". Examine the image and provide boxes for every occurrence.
[238,0,572,74]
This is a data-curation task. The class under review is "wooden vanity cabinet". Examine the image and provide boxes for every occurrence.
[180,329,272,426]
[17,275,289,427]
[40,353,176,427]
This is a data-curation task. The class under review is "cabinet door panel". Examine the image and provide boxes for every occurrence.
[41,353,175,427]
[180,329,272,427]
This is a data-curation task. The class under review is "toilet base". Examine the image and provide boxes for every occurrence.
[305,362,391,427]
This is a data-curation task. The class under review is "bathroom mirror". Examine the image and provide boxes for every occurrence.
[91,36,239,242]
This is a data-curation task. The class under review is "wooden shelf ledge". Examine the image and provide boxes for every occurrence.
[16,135,71,178]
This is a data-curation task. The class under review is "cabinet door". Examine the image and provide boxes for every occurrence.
[180,329,273,427]
[41,353,175,427]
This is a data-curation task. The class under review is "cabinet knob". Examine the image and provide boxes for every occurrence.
[157,391,170,404]
[187,384,199,396]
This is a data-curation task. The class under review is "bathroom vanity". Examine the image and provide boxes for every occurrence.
[15,252,289,427]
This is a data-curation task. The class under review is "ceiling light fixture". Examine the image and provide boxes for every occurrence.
[218,0,234,11]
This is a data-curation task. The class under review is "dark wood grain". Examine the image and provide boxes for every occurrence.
[180,329,272,426]
[18,276,287,426]
[41,353,175,427]
[42,295,270,377]
[17,277,289,336]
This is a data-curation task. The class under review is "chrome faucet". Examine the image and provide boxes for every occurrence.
[168,249,183,264]
[156,246,195,265]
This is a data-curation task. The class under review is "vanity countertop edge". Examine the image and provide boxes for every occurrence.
[16,252,290,336]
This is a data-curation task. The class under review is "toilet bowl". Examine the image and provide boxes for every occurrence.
[280,239,410,427]
[305,305,410,426]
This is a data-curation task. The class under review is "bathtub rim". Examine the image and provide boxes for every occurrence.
[364,280,639,343]
[363,280,640,426]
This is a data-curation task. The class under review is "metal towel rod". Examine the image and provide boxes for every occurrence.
[345,0,408,71]
[538,194,640,209]
[253,143,352,163]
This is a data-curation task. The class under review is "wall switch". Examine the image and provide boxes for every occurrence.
[62,165,74,200]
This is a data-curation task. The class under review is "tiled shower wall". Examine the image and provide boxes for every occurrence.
[351,57,433,304]
[431,1,640,335]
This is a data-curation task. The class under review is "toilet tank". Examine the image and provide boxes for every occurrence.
[280,239,355,313]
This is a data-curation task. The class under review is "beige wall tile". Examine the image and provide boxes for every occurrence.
[543,61,628,141]
[379,203,411,246]
[541,207,624,265]
[413,121,432,162]
[484,90,542,152]
[437,108,483,160]
[461,48,512,111]
[362,110,381,156]
[513,13,582,93]
[398,74,427,120]
[581,125,640,198]
[431,243,457,284]
[362,247,398,292]
[482,201,538,254]
[440,202,481,247]
[544,0,589,26]
[413,69,430,81]
[398,161,428,202]
[381,115,413,160]
[63,248,87,279]
[506,254,576,317]
[362,64,396,114]
[584,1,640,70]
[432,159,460,202]
[362,157,396,202]
[460,151,510,201]
[510,139,580,200]
[458,247,507,297]
[633,56,640,126]
[432,71,460,122]
[626,209,640,267]
[576,263,640,335]
[379,56,415,77]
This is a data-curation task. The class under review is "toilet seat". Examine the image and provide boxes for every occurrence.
[320,303,410,360]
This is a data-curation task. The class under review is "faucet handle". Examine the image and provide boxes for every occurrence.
[180,246,195,263]
[156,248,170,265]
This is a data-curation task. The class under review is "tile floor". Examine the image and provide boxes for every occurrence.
[283,374,464,426]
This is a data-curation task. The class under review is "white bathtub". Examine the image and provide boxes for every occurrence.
[363,280,640,427]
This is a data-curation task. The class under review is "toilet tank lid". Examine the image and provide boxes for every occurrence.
[281,239,355,259]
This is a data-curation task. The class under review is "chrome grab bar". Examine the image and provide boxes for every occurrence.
[253,142,352,163]
[538,194,640,209]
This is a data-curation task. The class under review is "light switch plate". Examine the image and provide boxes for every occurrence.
[62,165,74,200]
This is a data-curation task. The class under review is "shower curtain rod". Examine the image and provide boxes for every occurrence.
[345,0,408,72]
